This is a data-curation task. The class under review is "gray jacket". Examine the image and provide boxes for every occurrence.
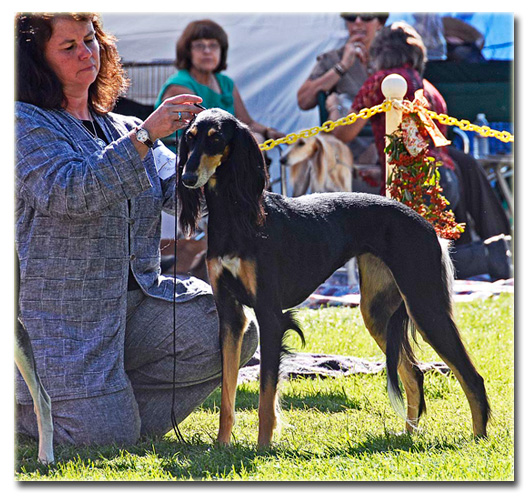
[15,102,211,404]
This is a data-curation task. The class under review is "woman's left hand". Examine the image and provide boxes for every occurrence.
[265,127,285,140]
[143,94,204,141]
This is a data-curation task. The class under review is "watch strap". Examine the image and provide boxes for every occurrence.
[135,126,155,148]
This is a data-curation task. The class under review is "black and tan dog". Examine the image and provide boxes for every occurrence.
[177,108,490,447]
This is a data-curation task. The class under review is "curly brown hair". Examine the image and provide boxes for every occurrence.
[15,12,129,114]
[175,19,229,72]
[369,21,427,75]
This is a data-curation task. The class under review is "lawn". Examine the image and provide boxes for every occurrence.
[15,294,514,481]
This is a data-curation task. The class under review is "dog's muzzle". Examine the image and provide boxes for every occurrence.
[181,171,199,189]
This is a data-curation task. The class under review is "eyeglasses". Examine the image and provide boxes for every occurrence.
[191,41,221,52]
[342,14,379,23]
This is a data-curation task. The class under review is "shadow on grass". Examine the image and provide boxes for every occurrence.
[201,383,363,414]
[16,428,463,480]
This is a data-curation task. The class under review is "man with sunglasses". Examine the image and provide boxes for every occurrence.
[297,13,388,114]
[297,13,388,167]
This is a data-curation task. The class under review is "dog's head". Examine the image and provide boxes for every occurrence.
[178,108,236,189]
[280,137,319,168]
[177,108,268,237]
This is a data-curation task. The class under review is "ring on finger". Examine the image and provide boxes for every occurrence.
[177,111,182,121]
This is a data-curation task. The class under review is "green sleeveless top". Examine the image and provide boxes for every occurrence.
[155,69,235,114]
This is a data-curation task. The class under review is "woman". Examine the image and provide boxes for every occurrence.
[328,22,459,201]
[15,13,258,447]
[155,19,283,141]
[296,13,388,164]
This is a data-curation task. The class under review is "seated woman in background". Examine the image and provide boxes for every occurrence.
[328,22,511,280]
[155,19,283,141]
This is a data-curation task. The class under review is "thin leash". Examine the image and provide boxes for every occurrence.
[170,104,205,444]
[171,127,186,445]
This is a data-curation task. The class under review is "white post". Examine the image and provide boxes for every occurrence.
[381,74,408,197]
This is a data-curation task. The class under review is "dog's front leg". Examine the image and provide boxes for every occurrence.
[255,309,284,448]
[215,295,249,445]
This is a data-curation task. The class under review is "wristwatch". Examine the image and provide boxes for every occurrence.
[135,126,154,148]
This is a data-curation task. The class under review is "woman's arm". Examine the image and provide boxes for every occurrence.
[297,40,366,110]
[232,86,284,139]
[160,84,195,102]
[326,93,368,143]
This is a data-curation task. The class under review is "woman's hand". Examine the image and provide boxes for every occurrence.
[264,127,285,140]
[142,94,204,141]
[341,36,368,68]
[325,92,341,113]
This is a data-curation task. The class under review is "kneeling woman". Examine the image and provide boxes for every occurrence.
[15,12,257,446]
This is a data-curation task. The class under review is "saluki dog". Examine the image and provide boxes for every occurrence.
[177,108,490,448]
[280,134,354,197]
[15,257,54,464]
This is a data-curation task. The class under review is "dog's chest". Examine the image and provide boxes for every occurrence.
[207,255,258,302]
[219,255,242,279]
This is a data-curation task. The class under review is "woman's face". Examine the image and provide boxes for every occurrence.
[346,16,383,48]
[44,17,100,96]
[190,38,221,73]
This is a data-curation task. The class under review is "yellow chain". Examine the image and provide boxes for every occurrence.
[425,110,514,143]
[259,99,514,151]
[259,101,391,151]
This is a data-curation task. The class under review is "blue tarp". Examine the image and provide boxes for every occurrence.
[388,12,514,60]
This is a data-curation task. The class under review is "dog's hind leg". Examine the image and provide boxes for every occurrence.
[393,246,490,437]
[358,254,426,432]
[15,320,54,464]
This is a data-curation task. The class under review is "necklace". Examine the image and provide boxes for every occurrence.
[84,118,107,148]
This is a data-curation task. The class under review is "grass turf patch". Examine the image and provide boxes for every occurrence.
[15,294,513,481]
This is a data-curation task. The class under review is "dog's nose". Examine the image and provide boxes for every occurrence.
[181,172,198,188]
[280,155,287,165]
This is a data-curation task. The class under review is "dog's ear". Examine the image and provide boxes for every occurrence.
[177,132,204,238]
[221,121,267,231]
[315,135,336,191]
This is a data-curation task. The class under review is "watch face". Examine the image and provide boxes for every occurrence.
[136,128,149,143]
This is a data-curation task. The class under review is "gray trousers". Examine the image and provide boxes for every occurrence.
[16,289,258,446]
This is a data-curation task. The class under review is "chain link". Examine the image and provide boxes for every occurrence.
[259,99,513,151]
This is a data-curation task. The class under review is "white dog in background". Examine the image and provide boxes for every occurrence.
[280,134,354,197]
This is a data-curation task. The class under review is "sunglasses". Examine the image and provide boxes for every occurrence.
[342,14,379,22]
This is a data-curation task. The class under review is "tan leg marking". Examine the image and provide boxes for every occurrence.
[217,329,244,445]
[258,377,278,448]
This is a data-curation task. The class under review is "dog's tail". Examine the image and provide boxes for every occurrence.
[280,310,306,355]
[385,302,416,421]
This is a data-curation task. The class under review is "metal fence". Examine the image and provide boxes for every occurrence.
[122,61,175,106]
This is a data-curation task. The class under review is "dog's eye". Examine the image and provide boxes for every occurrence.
[209,132,223,142]
[296,139,305,147]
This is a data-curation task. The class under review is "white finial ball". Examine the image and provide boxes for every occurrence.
[381,73,408,99]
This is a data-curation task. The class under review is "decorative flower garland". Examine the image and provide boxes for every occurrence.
[386,112,465,240]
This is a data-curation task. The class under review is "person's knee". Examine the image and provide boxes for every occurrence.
[48,388,141,447]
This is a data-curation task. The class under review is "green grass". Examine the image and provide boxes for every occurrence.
[15,294,514,481]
